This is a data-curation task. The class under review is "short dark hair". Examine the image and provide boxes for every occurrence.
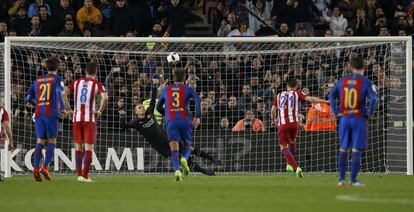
[86,61,97,76]
[173,69,186,82]
[287,77,297,88]
[46,56,60,71]
[350,55,365,70]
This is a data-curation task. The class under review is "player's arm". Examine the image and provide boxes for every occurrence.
[145,78,160,116]
[367,82,378,118]
[190,88,201,128]
[2,112,13,151]
[156,94,166,116]
[304,96,329,104]
[97,91,109,116]
[271,105,277,127]
[25,84,36,106]
[329,84,340,117]
[120,118,139,129]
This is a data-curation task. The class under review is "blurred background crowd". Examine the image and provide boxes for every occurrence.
[3,0,410,133]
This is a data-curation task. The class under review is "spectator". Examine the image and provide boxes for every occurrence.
[159,0,202,37]
[199,99,217,130]
[292,0,322,36]
[109,0,135,36]
[255,19,278,36]
[83,27,92,36]
[54,0,76,32]
[28,15,41,36]
[322,6,348,36]
[278,23,292,36]
[38,5,57,36]
[378,26,390,36]
[256,97,270,129]
[219,117,230,131]
[28,0,51,18]
[99,0,112,22]
[212,0,226,34]
[216,95,242,127]
[76,0,102,32]
[11,6,30,36]
[232,108,265,132]
[217,12,236,37]
[324,29,333,36]
[227,20,255,37]
[8,0,26,18]
[150,22,163,37]
[58,19,80,36]
[239,84,253,109]
[343,26,354,36]
[350,8,372,36]
[245,0,273,33]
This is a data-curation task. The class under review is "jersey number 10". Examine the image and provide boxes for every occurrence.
[343,87,358,109]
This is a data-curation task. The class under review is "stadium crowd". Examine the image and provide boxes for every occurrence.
[4,0,409,132]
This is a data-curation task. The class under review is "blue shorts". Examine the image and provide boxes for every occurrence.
[167,120,192,144]
[35,116,59,139]
[339,116,368,150]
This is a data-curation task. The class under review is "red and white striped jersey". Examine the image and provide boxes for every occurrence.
[273,90,307,126]
[69,77,105,123]
[0,107,9,141]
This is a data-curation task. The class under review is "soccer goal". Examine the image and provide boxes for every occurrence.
[0,36,412,178]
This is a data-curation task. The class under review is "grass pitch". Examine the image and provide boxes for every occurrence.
[0,174,413,212]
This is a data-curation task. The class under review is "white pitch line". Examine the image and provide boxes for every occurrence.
[336,195,414,205]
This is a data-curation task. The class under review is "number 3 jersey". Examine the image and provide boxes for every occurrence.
[27,73,65,118]
[273,90,307,126]
[156,83,201,124]
[68,77,105,123]
[329,73,377,118]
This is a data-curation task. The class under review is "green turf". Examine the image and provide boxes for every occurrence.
[0,174,413,212]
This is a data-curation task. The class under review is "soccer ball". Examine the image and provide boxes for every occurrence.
[167,52,180,64]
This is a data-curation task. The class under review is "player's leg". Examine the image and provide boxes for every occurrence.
[350,117,368,186]
[188,156,215,176]
[167,122,184,181]
[338,117,351,186]
[39,118,59,180]
[33,117,46,182]
[73,122,85,181]
[278,126,299,173]
[82,122,96,182]
[182,121,193,160]
[191,145,221,165]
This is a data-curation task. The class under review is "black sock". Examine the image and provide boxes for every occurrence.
[192,145,215,162]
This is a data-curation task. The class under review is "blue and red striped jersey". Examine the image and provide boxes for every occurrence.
[156,83,201,123]
[26,73,65,118]
[329,72,377,118]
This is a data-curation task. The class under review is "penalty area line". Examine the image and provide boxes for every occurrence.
[336,195,414,205]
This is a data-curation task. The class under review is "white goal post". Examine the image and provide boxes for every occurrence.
[1,36,412,178]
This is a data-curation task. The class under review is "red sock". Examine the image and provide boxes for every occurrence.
[83,150,92,179]
[75,150,84,177]
[282,148,298,169]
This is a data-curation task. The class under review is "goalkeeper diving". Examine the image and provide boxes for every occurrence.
[120,76,221,176]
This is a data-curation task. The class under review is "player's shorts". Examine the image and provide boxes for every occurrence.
[277,122,300,146]
[166,120,192,144]
[35,116,59,139]
[339,116,368,150]
[73,122,97,144]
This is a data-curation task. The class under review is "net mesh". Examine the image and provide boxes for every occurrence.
[0,39,409,174]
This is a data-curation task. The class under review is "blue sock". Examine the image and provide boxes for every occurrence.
[43,143,56,168]
[33,143,44,169]
[183,144,192,160]
[338,151,348,182]
[350,151,362,183]
[171,150,181,171]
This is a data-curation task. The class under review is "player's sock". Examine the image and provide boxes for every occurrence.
[83,150,92,179]
[43,143,56,168]
[75,150,84,177]
[282,148,298,169]
[289,143,296,156]
[350,151,362,183]
[33,143,44,169]
[190,161,215,176]
[171,150,181,171]
[338,151,348,182]
[183,144,192,160]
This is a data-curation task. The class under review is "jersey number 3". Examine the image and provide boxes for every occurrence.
[343,87,358,109]
[172,92,180,107]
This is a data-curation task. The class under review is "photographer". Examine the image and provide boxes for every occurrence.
[232,108,264,132]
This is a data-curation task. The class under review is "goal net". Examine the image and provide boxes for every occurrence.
[1,37,412,176]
